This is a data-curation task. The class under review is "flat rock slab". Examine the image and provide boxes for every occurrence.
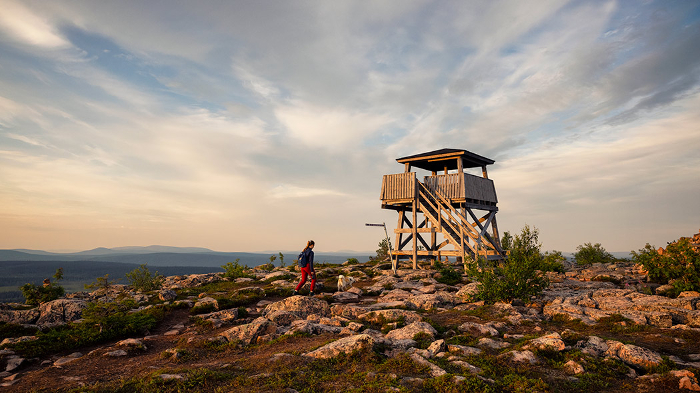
[264,296,331,318]
[385,322,437,341]
[304,334,375,359]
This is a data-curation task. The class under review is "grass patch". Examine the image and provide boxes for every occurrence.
[8,301,167,358]
[0,322,38,340]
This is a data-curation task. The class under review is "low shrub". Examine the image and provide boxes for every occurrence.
[221,259,255,280]
[125,264,163,292]
[19,268,65,305]
[467,225,549,304]
[574,242,615,266]
[632,237,700,295]
[434,261,463,285]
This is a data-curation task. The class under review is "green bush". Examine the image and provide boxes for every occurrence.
[20,268,65,305]
[541,250,567,273]
[467,225,549,304]
[221,259,255,279]
[574,242,615,265]
[125,264,163,292]
[632,237,700,295]
[434,261,463,285]
[346,257,359,265]
[374,238,392,261]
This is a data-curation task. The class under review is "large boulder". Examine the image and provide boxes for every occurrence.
[358,309,423,324]
[385,322,437,341]
[36,299,87,327]
[220,317,277,345]
[405,292,456,311]
[526,332,565,352]
[0,309,40,325]
[304,334,375,359]
[455,283,479,302]
[264,295,330,319]
[605,341,663,371]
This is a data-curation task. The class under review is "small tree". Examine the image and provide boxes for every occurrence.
[501,231,513,251]
[632,237,700,295]
[375,238,392,261]
[467,225,549,304]
[125,264,163,292]
[574,242,615,265]
[85,274,118,290]
[20,268,65,306]
[221,259,254,279]
[279,252,285,268]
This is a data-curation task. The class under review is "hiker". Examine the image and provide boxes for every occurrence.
[293,240,316,296]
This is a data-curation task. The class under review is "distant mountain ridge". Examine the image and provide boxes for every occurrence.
[0,246,371,267]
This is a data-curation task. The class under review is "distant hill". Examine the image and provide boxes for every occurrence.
[0,247,371,267]
[0,260,222,303]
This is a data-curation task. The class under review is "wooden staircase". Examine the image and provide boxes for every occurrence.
[417,182,504,261]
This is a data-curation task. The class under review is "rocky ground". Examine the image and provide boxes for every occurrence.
[1,260,699,392]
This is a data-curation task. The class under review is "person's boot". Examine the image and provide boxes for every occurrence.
[292,290,299,296]
[308,291,315,296]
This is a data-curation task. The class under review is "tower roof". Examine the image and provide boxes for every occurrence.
[396,148,494,171]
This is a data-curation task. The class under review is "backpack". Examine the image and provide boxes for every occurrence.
[298,250,308,268]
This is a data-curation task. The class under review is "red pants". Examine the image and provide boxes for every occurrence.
[295,266,316,292]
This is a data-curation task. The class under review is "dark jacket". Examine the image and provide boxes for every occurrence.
[300,249,315,270]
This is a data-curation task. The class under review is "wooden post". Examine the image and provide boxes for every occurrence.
[481,166,489,179]
[412,192,418,269]
[405,163,411,173]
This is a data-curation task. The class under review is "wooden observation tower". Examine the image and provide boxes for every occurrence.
[380,148,506,269]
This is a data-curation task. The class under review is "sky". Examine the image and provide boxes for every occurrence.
[0,1,699,254]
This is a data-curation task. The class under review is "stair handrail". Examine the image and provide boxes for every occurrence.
[420,181,504,257]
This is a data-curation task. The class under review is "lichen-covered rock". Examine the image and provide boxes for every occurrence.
[332,292,360,303]
[36,299,87,327]
[477,337,511,350]
[158,289,177,302]
[265,310,300,326]
[193,297,218,310]
[405,292,456,311]
[283,320,342,336]
[526,332,565,352]
[565,360,584,374]
[378,289,413,302]
[409,353,447,377]
[0,336,38,347]
[605,340,662,371]
[330,304,370,319]
[575,336,608,357]
[264,295,330,318]
[458,321,498,336]
[0,308,40,325]
[385,322,437,341]
[117,338,147,351]
[303,334,375,359]
[504,350,538,364]
[358,309,422,324]
[455,282,479,301]
[220,317,277,345]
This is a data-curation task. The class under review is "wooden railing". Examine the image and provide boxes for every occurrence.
[382,172,497,204]
[423,173,463,199]
[380,172,416,201]
[463,173,497,203]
